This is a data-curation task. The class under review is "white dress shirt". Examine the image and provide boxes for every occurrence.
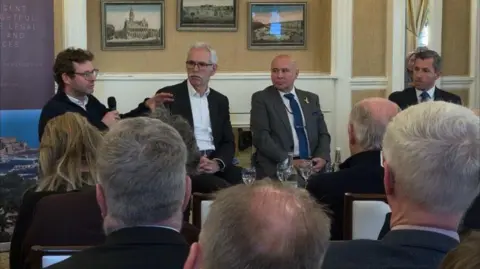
[278,88,309,157]
[415,86,435,103]
[187,80,215,151]
[67,94,88,110]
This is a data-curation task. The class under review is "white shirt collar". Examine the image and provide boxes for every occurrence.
[415,86,435,100]
[66,94,89,109]
[278,86,297,98]
[187,79,210,97]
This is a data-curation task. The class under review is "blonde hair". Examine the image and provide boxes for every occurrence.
[37,112,103,191]
[439,230,480,269]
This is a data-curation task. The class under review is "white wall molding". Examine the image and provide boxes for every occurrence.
[62,0,87,49]
[440,76,475,90]
[350,77,389,90]
[386,0,407,93]
[470,0,480,109]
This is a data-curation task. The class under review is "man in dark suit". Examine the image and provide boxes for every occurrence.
[47,117,192,269]
[307,97,400,240]
[389,49,462,110]
[156,42,242,193]
[322,102,480,269]
[38,48,170,141]
[250,55,331,179]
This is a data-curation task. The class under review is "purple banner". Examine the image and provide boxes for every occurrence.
[0,0,54,109]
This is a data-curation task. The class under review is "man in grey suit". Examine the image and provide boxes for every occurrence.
[250,55,331,179]
[322,101,480,269]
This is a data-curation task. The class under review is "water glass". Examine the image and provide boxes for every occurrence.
[298,160,314,182]
[242,167,256,185]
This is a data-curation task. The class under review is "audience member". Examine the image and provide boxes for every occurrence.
[390,49,462,110]
[184,180,331,269]
[404,46,429,87]
[47,117,191,269]
[307,97,400,240]
[439,230,480,269]
[250,54,331,179]
[38,48,169,140]
[322,101,480,269]
[10,112,103,269]
[156,42,242,195]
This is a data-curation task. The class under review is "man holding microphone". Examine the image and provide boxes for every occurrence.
[38,48,171,140]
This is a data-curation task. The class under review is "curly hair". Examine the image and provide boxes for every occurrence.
[54,47,94,89]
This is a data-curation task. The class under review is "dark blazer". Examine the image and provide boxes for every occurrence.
[306,150,385,240]
[388,87,462,110]
[46,227,189,269]
[9,189,64,269]
[22,187,199,269]
[38,90,150,141]
[250,86,331,178]
[322,229,459,269]
[156,80,235,166]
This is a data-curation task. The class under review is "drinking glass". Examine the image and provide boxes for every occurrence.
[242,167,256,185]
[298,160,314,183]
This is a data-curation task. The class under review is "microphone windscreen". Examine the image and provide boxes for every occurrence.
[107,97,117,111]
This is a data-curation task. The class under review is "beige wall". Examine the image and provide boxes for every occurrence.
[352,0,387,77]
[447,89,470,105]
[79,0,331,73]
[54,0,64,54]
[351,90,386,107]
[442,0,471,76]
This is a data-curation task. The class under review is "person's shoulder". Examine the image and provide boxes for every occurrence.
[436,88,462,102]
[322,239,382,267]
[388,87,411,100]
[252,86,275,99]
[156,81,186,94]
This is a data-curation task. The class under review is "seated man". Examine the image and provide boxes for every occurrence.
[389,49,462,110]
[307,97,400,240]
[183,180,331,269]
[156,42,242,193]
[250,55,331,179]
[48,117,192,269]
[322,101,480,269]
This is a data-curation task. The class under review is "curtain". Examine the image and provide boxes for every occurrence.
[406,0,429,54]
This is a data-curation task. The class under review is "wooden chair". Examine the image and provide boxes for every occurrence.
[28,245,89,269]
[191,193,215,229]
[343,193,390,240]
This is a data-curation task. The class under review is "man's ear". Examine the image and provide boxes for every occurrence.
[347,123,356,145]
[183,242,202,269]
[182,176,192,212]
[96,184,107,218]
[383,162,395,195]
[61,73,72,86]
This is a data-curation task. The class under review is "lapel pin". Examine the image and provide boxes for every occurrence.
[304,97,309,104]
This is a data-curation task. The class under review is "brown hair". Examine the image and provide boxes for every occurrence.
[439,230,480,269]
[38,112,103,191]
[54,47,94,89]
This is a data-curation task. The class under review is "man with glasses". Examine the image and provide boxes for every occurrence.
[156,42,242,197]
[38,47,170,140]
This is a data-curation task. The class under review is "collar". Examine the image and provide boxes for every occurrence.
[106,226,186,246]
[382,229,459,254]
[187,79,210,97]
[339,150,382,170]
[415,86,436,99]
[66,94,89,108]
[278,86,297,98]
[392,225,459,241]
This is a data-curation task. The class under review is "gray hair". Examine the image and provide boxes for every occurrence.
[97,117,187,233]
[383,101,480,214]
[200,180,331,269]
[150,106,200,175]
[188,42,218,64]
[349,98,400,150]
[415,49,442,72]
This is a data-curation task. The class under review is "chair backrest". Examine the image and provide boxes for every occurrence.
[29,245,89,269]
[343,193,390,240]
[192,192,214,229]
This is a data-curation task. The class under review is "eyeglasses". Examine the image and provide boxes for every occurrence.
[186,60,213,70]
[75,69,99,80]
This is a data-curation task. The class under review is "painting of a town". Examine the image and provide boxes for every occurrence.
[0,110,40,243]
[178,0,237,31]
[248,2,307,50]
[101,0,165,50]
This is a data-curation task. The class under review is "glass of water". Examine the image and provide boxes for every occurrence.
[242,167,256,185]
[298,160,314,183]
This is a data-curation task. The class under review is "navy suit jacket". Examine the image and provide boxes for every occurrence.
[388,87,462,110]
[322,230,459,269]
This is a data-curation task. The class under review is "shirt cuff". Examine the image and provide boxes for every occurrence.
[213,158,226,171]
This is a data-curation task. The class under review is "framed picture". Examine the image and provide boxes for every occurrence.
[101,0,165,50]
[177,0,238,31]
[247,2,307,50]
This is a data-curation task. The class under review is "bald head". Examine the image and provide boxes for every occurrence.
[199,180,330,269]
[270,55,299,92]
[349,98,400,151]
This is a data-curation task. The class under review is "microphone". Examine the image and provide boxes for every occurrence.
[107,97,116,111]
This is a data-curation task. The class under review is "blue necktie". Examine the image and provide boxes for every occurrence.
[420,91,430,102]
[284,93,309,159]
